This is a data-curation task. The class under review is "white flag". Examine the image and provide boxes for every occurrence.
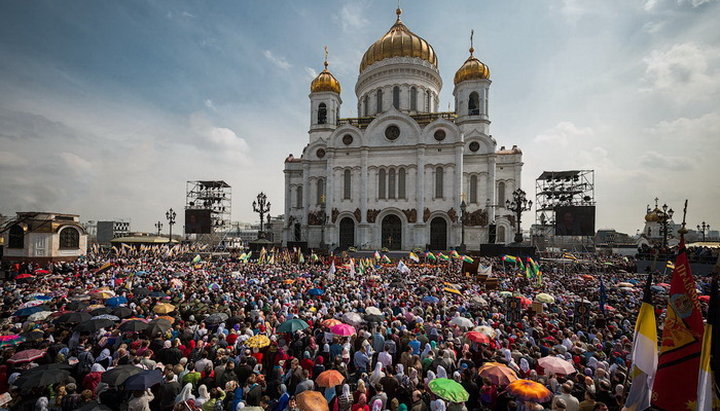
[397,260,411,274]
[349,259,356,277]
[327,261,336,279]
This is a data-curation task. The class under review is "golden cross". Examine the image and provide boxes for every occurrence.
[323,46,328,68]
[471,29,474,50]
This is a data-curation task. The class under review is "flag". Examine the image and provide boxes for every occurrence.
[381,254,392,264]
[426,252,436,262]
[408,252,420,263]
[478,264,492,276]
[374,251,381,260]
[502,255,524,269]
[599,275,607,313]
[327,261,336,279]
[562,252,577,260]
[450,250,460,259]
[349,259,356,277]
[438,253,450,262]
[622,272,658,411]
[192,254,202,264]
[95,262,114,275]
[652,238,705,411]
[398,260,411,274]
[298,253,305,264]
[462,255,474,264]
[697,276,720,411]
[666,261,675,269]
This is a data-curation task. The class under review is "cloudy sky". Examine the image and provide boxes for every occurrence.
[1,0,718,235]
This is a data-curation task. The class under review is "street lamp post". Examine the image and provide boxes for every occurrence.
[252,192,271,240]
[697,221,710,241]
[506,188,533,243]
[459,199,467,252]
[154,221,163,237]
[165,209,176,243]
[657,203,674,249]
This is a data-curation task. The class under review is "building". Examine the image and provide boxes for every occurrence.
[641,203,680,246]
[1,212,88,262]
[284,8,523,250]
[96,220,131,245]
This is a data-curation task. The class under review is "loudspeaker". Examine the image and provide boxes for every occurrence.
[488,224,497,244]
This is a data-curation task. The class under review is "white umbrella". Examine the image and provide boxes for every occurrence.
[28,311,54,322]
[449,316,474,328]
[342,312,364,325]
[365,307,382,316]
[474,325,496,338]
[538,356,576,375]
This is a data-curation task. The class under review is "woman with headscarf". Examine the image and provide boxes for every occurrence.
[351,394,370,411]
[83,363,105,394]
[195,385,210,408]
[175,383,196,404]
[370,399,383,411]
[273,384,290,411]
[34,397,49,411]
[429,399,446,411]
[354,380,369,404]
[369,363,385,387]
[338,384,353,411]
[435,365,447,380]
[96,348,112,369]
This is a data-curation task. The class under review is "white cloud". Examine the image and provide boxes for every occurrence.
[0,151,27,168]
[335,3,369,32]
[534,121,594,146]
[645,112,720,141]
[57,152,92,171]
[642,42,720,99]
[263,50,291,70]
[204,98,215,110]
[640,150,694,170]
[678,0,719,6]
[305,67,317,80]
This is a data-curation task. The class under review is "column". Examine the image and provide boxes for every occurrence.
[360,148,368,222]
[487,155,497,222]
[325,149,335,247]
[415,145,426,247]
[454,143,464,247]
[284,170,291,245]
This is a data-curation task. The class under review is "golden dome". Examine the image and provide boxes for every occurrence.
[359,8,438,73]
[310,61,341,94]
[645,208,661,222]
[454,47,490,85]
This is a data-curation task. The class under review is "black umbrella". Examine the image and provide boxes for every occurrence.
[119,320,148,333]
[75,318,115,333]
[28,363,72,372]
[76,401,113,411]
[102,364,142,386]
[112,307,133,318]
[15,368,71,389]
[65,301,89,311]
[56,311,91,324]
[226,316,243,326]
[91,307,113,316]
[204,313,228,324]
[132,287,150,297]
[123,369,163,390]
[364,314,385,323]
[145,318,171,337]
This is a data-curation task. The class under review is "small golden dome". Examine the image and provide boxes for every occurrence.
[310,61,341,94]
[359,8,438,73]
[454,47,490,85]
[645,208,661,222]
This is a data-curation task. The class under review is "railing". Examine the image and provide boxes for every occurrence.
[338,111,457,129]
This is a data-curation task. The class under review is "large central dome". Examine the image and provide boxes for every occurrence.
[359,8,438,73]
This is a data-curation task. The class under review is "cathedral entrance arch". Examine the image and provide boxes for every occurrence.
[429,217,447,250]
[381,214,402,250]
[338,218,355,250]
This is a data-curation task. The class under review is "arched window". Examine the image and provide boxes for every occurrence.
[343,169,351,200]
[378,169,386,199]
[497,181,506,206]
[318,103,327,124]
[470,175,478,204]
[398,168,406,199]
[435,167,444,198]
[388,168,396,199]
[497,226,506,243]
[8,225,23,249]
[316,178,325,205]
[426,90,432,111]
[393,86,400,109]
[647,227,652,236]
[363,95,369,116]
[376,89,383,113]
[410,87,417,111]
[469,92,479,115]
[296,186,303,208]
[59,227,80,249]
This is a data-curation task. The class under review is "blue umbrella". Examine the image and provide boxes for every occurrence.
[134,271,147,276]
[149,291,166,298]
[106,296,128,307]
[422,296,439,304]
[13,305,50,317]
[123,369,162,390]
[307,288,325,296]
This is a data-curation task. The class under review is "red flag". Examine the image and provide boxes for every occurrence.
[651,238,705,411]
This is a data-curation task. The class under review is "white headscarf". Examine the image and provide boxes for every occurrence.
[91,363,105,373]
[396,364,404,376]
[430,399,447,411]
[436,365,448,379]
[425,370,436,385]
[175,383,195,404]
[371,399,383,411]
[198,384,210,400]
[370,362,385,385]
[342,384,351,397]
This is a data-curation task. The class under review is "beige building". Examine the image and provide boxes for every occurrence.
[1,212,88,262]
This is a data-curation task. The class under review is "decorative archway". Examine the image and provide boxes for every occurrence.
[338,218,355,250]
[381,214,402,250]
[429,217,447,250]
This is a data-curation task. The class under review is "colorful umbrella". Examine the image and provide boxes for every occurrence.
[538,356,576,375]
[580,274,594,280]
[27,311,54,322]
[153,303,175,314]
[8,349,46,364]
[90,289,115,299]
[296,390,329,411]
[499,291,513,297]
[157,315,175,324]
[321,318,343,328]
[0,335,25,347]
[277,318,309,333]
[316,370,345,387]
[478,362,518,386]
[246,335,271,349]
[34,269,50,274]
[474,325,496,338]
[535,293,555,304]
[330,323,356,336]
[506,379,553,403]
[616,282,634,287]
[428,378,470,403]
[465,331,491,344]
[13,305,50,317]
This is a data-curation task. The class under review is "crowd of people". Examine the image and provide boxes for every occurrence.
[0,248,710,411]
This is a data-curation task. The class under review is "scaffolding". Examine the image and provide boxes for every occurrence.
[185,180,232,233]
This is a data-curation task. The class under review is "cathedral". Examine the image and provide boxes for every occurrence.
[283,8,523,251]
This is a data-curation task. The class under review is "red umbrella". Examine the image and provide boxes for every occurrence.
[465,331,491,344]
[699,295,710,302]
[330,323,356,336]
[8,349,46,364]
[34,269,50,274]
[15,274,33,280]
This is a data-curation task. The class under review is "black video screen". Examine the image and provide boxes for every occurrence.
[555,206,595,236]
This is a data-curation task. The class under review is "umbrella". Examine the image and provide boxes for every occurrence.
[422,296,439,304]
[56,311,92,324]
[20,300,46,309]
[277,318,309,333]
[478,362,518,386]
[449,316,474,328]
[204,313,229,324]
[76,401,113,411]
[651,285,666,292]
[106,296,128,307]
[124,369,163,390]
[616,282,634,287]
[149,291,166,298]
[91,314,120,321]
[0,335,25,347]
[132,287,150,296]
[91,289,115,299]
[499,291,513,297]
[34,269,50,274]
[21,330,45,342]
[102,364,142,386]
[538,356,576,375]
[146,318,172,337]
[66,301,89,311]
[112,307,134,318]
[8,349,46,364]
[27,311,54,322]
[90,307,113,316]
[365,307,382,316]
[474,325,496,338]
[75,318,115,333]
[246,335,271,349]
[119,320,148,332]
[13,305,50,317]
[465,331,490,344]
[157,315,175,324]
[15,273,34,280]
[506,379,553,403]
[619,287,634,292]
[658,282,671,287]
[321,318,343,328]
[153,303,175,314]
[470,295,488,306]
[342,312,364,325]
[307,288,325,296]
[580,274,594,280]
[296,390,329,411]
[316,370,345,387]
[15,368,70,389]
[535,293,555,304]
[428,378,470,403]
[330,323,356,336]
[699,295,711,302]
[443,287,463,296]
[364,314,384,323]
[70,293,91,301]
